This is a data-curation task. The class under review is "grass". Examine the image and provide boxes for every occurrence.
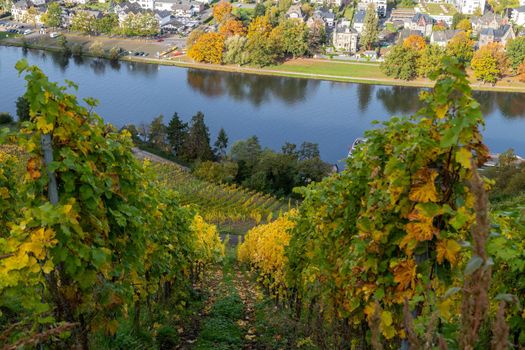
[194,249,245,350]
[0,31,20,40]
[421,2,457,15]
[343,6,354,20]
[269,59,386,80]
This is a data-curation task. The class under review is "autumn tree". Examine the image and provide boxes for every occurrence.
[308,18,326,52]
[186,29,205,50]
[44,2,62,29]
[188,32,225,64]
[213,0,233,24]
[380,45,418,80]
[71,11,95,34]
[471,43,509,84]
[275,19,309,58]
[446,31,475,63]
[246,15,276,66]
[403,35,426,51]
[432,22,447,31]
[94,14,118,35]
[506,37,525,73]
[518,60,525,82]
[456,18,472,31]
[360,3,379,50]
[417,44,445,77]
[219,18,246,37]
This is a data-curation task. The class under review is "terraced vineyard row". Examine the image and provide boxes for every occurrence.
[152,163,291,230]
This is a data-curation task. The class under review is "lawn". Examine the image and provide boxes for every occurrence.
[269,59,387,80]
[343,6,354,20]
[0,31,20,40]
[422,3,457,15]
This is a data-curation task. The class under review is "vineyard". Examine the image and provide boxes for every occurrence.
[152,162,289,232]
[1,58,524,349]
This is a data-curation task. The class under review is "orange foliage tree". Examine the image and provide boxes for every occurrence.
[213,0,233,24]
[403,35,426,51]
[519,60,525,82]
[219,18,245,37]
[188,32,225,64]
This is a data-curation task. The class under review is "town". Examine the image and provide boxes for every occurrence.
[1,0,525,84]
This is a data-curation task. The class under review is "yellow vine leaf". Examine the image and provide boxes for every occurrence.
[436,239,461,265]
[409,168,439,203]
[381,311,396,339]
[392,259,417,291]
[438,299,453,320]
[455,148,472,169]
[405,210,437,242]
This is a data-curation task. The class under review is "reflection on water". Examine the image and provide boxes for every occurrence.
[1,45,524,163]
[186,69,321,106]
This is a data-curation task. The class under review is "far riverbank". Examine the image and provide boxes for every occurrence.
[2,33,525,93]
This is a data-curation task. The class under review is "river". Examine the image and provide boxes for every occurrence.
[1,45,524,164]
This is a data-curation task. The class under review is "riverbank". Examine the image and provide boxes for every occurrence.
[2,33,525,93]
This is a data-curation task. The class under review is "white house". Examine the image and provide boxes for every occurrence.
[512,6,525,26]
[454,0,486,15]
[358,0,387,17]
[332,22,358,53]
[128,0,155,10]
[353,9,366,33]
[430,29,460,46]
[286,4,305,22]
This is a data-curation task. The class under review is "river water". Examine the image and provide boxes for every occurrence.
[1,46,524,164]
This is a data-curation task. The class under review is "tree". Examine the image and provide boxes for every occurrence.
[186,29,205,50]
[275,19,309,58]
[417,44,445,77]
[95,14,118,35]
[254,2,266,17]
[0,112,14,124]
[167,112,188,156]
[456,18,472,31]
[298,142,320,160]
[44,2,62,29]
[246,15,277,66]
[230,136,262,181]
[214,128,229,159]
[188,32,225,64]
[506,37,525,73]
[71,11,95,34]
[16,96,30,122]
[380,45,418,80]
[24,6,38,27]
[281,142,298,158]
[307,18,326,52]
[223,35,249,65]
[213,0,233,24]
[89,41,105,58]
[119,12,159,36]
[219,18,246,37]
[432,23,447,31]
[403,35,426,51]
[148,115,169,151]
[452,13,467,28]
[181,112,214,161]
[360,3,379,50]
[519,60,525,82]
[471,43,509,84]
[446,31,474,63]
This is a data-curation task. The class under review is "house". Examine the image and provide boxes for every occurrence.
[114,2,144,23]
[11,0,30,22]
[430,29,461,46]
[332,23,359,53]
[397,28,423,43]
[512,6,525,26]
[479,24,515,46]
[310,0,345,7]
[128,0,155,10]
[406,13,434,37]
[286,4,305,22]
[65,0,89,5]
[155,10,172,26]
[472,12,506,33]
[454,0,486,15]
[358,0,387,17]
[161,18,183,32]
[353,10,366,33]
[318,9,335,27]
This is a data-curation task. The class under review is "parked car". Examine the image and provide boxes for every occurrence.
[50,32,60,38]
[23,29,32,35]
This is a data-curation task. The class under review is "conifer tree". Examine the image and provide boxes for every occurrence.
[167,112,188,156]
[182,112,214,161]
[214,128,229,160]
[360,3,378,50]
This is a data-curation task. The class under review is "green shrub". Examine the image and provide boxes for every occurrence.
[0,112,14,124]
